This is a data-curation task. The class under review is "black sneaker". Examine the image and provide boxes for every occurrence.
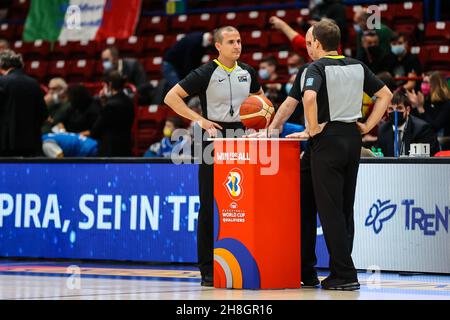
[301,277,321,288]
[321,276,360,291]
[201,274,213,287]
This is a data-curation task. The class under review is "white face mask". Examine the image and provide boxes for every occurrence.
[52,93,60,104]
[288,67,299,75]
[258,68,270,80]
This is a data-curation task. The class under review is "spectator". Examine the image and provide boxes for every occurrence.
[162,31,213,89]
[144,116,189,158]
[0,50,47,156]
[287,51,305,76]
[354,8,393,59]
[80,70,135,157]
[62,84,100,133]
[386,33,422,91]
[377,91,439,157]
[101,46,147,88]
[42,133,98,158]
[258,55,286,106]
[41,78,71,134]
[358,30,390,74]
[269,16,308,60]
[407,72,450,138]
[0,39,10,52]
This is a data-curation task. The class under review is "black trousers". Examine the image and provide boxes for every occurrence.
[197,122,244,277]
[300,145,318,280]
[309,122,362,280]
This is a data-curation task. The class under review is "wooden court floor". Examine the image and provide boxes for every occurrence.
[0,260,449,300]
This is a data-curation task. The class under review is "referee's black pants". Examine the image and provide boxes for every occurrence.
[197,122,244,278]
[310,122,361,281]
[300,144,318,281]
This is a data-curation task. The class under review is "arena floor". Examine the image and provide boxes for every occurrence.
[0,260,449,300]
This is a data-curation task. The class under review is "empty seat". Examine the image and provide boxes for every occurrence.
[0,24,15,41]
[392,2,423,25]
[25,60,48,81]
[116,36,145,58]
[170,14,192,32]
[237,10,268,29]
[190,13,218,31]
[241,31,269,50]
[68,59,97,82]
[240,52,263,68]
[47,60,70,79]
[144,56,163,78]
[145,34,175,55]
[424,22,450,45]
[137,16,168,35]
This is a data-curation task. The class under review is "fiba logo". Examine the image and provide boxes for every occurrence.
[223,168,244,201]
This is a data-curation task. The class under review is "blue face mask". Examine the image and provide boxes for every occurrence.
[285,83,293,95]
[353,24,362,33]
[391,44,406,56]
[258,68,270,80]
[103,60,113,70]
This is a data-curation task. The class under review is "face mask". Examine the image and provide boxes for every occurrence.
[103,60,113,71]
[391,44,405,56]
[52,93,60,104]
[421,82,431,96]
[388,111,407,126]
[163,128,172,138]
[288,67,299,75]
[354,24,362,33]
[285,83,293,95]
[367,45,381,57]
[258,68,270,80]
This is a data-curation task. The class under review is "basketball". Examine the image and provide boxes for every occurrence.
[239,95,275,130]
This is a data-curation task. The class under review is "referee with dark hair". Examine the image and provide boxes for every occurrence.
[164,26,264,287]
[287,20,393,290]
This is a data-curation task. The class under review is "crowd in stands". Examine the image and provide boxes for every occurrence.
[0,0,449,158]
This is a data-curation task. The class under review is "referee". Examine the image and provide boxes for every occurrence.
[164,26,263,287]
[289,20,392,290]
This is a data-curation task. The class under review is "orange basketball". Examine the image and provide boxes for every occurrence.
[239,95,275,130]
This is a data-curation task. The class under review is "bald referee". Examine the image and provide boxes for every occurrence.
[164,26,264,287]
[287,20,392,290]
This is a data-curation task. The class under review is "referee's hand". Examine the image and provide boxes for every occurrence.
[197,118,223,138]
[356,122,370,135]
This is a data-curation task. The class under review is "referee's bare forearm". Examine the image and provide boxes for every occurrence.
[164,84,202,122]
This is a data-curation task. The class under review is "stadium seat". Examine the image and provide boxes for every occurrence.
[392,2,423,25]
[132,104,168,155]
[190,13,218,31]
[240,52,263,68]
[424,21,450,45]
[219,12,243,28]
[12,40,51,60]
[426,45,450,71]
[136,16,168,35]
[69,40,100,59]
[68,59,97,82]
[269,8,310,26]
[237,10,268,30]
[240,31,269,50]
[268,30,290,48]
[51,40,74,60]
[25,60,48,82]
[143,56,163,79]
[47,60,70,79]
[0,24,15,41]
[170,14,192,32]
[116,36,145,58]
[145,34,175,55]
